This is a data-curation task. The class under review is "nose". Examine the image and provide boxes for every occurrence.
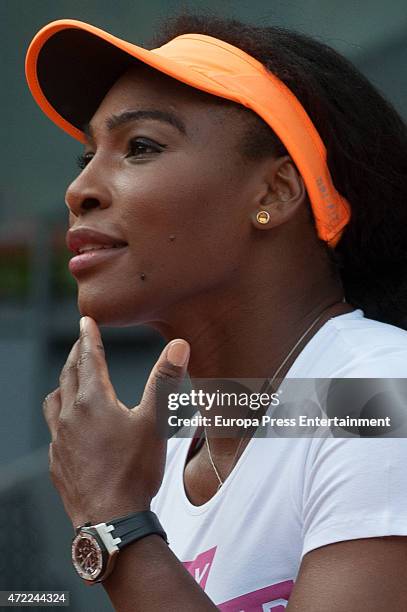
[65,164,111,217]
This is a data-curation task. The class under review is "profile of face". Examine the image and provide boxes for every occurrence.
[65,64,304,329]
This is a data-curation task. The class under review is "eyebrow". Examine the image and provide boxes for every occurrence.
[84,109,187,140]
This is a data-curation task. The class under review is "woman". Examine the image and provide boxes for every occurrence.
[26,14,407,611]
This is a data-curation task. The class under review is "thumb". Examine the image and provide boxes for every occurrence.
[137,340,190,425]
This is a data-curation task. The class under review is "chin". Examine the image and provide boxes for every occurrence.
[76,286,159,328]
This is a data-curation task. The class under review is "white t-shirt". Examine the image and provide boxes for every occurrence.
[151,310,407,611]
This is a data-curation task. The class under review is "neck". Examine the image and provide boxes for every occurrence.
[149,252,354,456]
[151,279,349,381]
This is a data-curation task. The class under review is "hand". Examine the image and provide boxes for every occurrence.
[43,316,190,528]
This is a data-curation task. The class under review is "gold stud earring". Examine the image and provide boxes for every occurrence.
[256,210,270,225]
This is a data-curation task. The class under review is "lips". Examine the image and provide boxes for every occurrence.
[66,227,128,254]
[66,227,128,276]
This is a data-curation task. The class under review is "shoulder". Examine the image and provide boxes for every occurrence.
[301,436,407,557]
[293,435,407,609]
[289,309,407,377]
[329,308,407,349]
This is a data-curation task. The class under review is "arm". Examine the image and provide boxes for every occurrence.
[287,536,407,611]
[43,316,217,611]
[103,535,218,611]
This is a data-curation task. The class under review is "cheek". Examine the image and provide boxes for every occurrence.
[118,156,248,275]
[76,158,249,325]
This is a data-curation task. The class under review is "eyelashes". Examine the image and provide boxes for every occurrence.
[127,137,165,157]
[77,152,93,170]
[76,137,166,170]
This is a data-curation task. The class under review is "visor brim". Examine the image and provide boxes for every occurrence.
[26,20,238,143]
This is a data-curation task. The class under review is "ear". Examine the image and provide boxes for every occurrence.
[251,155,306,231]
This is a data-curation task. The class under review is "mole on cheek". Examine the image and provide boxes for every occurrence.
[169,234,176,241]
[140,273,146,281]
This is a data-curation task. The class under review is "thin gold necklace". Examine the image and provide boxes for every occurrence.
[204,307,330,489]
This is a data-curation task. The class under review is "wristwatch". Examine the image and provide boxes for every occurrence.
[71,510,168,583]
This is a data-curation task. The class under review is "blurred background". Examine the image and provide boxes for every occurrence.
[1,0,407,609]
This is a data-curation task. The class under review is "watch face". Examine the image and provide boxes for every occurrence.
[72,531,104,581]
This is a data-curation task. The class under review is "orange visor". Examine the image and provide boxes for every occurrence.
[25,19,351,246]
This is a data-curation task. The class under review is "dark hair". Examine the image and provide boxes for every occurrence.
[151,14,407,330]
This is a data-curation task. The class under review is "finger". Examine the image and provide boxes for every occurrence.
[76,316,115,401]
[59,339,80,408]
[43,388,62,442]
[138,340,190,430]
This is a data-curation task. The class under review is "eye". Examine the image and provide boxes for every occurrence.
[76,152,94,170]
[75,137,165,170]
[126,137,165,158]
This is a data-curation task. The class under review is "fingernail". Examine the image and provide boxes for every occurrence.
[167,341,190,367]
[80,317,87,333]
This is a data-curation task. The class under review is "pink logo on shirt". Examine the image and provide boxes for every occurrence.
[183,546,294,610]
[183,545,217,590]
[218,580,294,611]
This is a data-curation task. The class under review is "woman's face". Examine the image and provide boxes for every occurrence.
[65,65,268,327]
